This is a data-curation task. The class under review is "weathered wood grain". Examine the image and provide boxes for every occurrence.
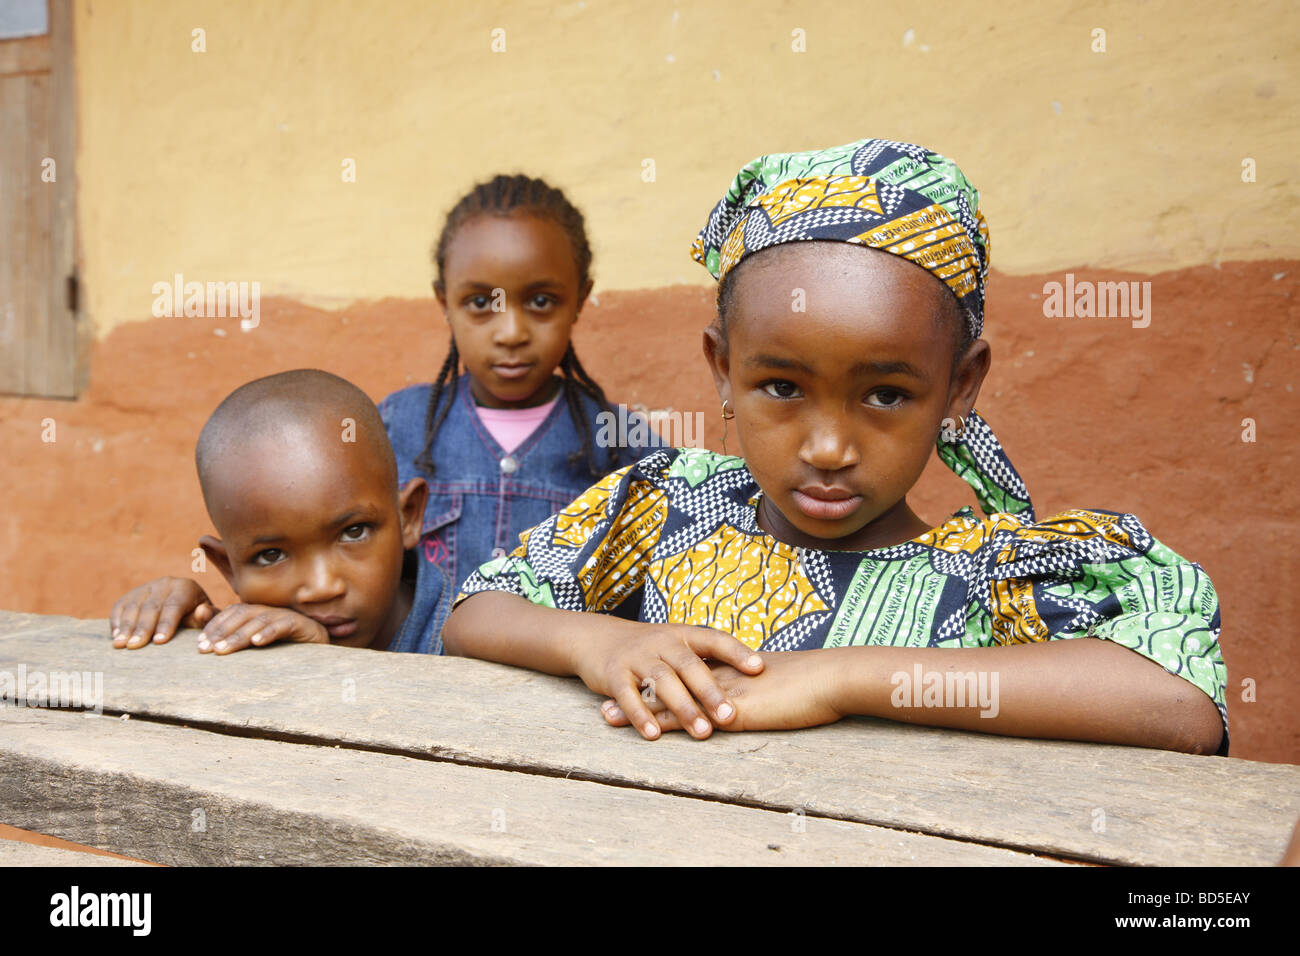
[2,610,1296,865]
[0,1,81,399]
[0,34,51,76]
[48,0,87,397]
[0,838,147,867]
[0,706,1056,866]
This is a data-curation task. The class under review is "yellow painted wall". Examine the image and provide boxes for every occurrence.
[76,0,1300,334]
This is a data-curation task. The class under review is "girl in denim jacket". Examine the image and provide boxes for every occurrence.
[379,175,656,652]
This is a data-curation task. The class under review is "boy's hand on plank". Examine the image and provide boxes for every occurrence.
[572,625,764,741]
[198,604,328,655]
[111,577,217,649]
[600,651,842,734]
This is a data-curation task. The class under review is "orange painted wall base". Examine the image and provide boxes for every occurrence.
[2,261,1295,763]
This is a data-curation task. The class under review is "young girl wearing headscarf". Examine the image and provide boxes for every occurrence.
[443,138,1229,756]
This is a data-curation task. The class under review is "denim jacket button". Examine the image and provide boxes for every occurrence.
[500,456,518,474]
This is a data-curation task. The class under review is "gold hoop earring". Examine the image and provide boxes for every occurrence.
[721,400,735,455]
[941,414,968,443]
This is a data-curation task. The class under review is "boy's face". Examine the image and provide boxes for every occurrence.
[199,423,426,650]
[704,243,988,551]
[436,212,591,409]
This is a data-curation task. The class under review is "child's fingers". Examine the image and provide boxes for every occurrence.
[182,602,215,629]
[151,592,201,645]
[215,611,314,653]
[110,594,137,648]
[607,680,666,741]
[634,663,715,740]
[114,597,147,648]
[601,695,669,722]
[264,614,318,645]
[199,605,259,653]
[648,710,685,733]
[690,628,764,675]
[125,583,171,649]
[600,700,630,725]
[209,611,277,654]
[605,699,684,735]
[220,610,288,654]
[209,628,256,654]
[671,653,739,727]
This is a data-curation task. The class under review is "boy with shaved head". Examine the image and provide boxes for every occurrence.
[111,369,435,654]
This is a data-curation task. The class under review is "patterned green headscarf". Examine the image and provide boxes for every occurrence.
[692,137,1033,519]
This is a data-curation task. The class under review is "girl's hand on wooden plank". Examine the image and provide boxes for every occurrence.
[198,604,328,655]
[601,651,842,734]
[110,577,216,649]
[573,624,764,741]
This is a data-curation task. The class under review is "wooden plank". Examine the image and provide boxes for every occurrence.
[2,610,1296,866]
[0,822,156,862]
[0,706,1056,866]
[0,35,51,76]
[0,839,148,867]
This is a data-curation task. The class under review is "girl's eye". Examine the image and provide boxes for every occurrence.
[867,389,907,408]
[466,295,491,310]
[341,524,371,543]
[528,294,554,310]
[252,548,284,567]
[761,381,802,399]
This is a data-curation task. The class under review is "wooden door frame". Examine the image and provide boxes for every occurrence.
[0,0,85,398]
[50,0,85,397]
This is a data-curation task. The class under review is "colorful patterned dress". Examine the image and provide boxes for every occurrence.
[457,447,1230,753]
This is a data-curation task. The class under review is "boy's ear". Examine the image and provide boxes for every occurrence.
[949,338,992,422]
[702,325,732,406]
[397,478,428,550]
[198,535,236,591]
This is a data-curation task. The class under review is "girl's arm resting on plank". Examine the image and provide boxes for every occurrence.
[826,639,1223,753]
[606,638,1224,754]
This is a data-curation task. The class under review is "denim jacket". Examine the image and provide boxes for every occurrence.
[379,375,655,653]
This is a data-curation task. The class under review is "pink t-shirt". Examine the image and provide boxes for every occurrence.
[476,394,561,455]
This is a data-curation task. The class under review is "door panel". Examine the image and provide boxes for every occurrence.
[0,0,82,399]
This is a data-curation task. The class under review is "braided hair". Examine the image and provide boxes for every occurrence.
[415,174,619,478]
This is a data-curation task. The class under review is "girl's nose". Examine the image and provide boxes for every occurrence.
[798,414,860,472]
[296,555,346,605]
[493,307,530,346]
